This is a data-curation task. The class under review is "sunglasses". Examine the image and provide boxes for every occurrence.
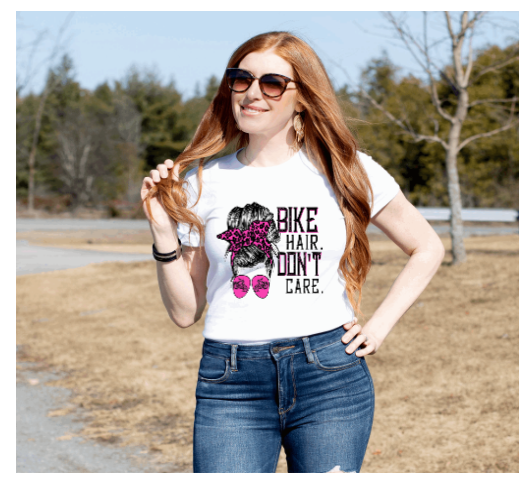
[232,274,270,299]
[225,68,301,98]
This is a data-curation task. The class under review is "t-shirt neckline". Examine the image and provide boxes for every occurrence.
[233,147,302,171]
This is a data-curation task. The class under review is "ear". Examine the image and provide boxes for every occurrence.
[295,102,305,113]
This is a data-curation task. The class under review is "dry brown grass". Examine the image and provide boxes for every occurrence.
[17,230,152,254]
[16,233,518,472]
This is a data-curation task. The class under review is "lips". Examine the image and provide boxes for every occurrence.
[241,105,268,112]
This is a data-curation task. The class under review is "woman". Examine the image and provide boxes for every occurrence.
[141,31,445,473]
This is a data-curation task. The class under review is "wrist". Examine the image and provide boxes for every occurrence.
[150,229,180,254]
[362,318,389,347]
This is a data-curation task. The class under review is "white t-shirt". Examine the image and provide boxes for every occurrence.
[177,146,400,345]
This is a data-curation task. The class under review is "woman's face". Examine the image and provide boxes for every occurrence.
[231,49,302,137]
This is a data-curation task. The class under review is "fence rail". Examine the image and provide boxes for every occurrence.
[416,208,518,222]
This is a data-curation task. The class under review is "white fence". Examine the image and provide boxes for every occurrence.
[416,208,518,222]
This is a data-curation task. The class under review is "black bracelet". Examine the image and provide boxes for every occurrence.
[153,238,182,256]
[153,254,179,263]
[152,238,182,262]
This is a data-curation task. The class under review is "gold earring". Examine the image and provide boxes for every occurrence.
[293,113,304,151]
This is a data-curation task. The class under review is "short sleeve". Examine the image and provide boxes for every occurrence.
[357,151,401,218]
[176,169,204,247]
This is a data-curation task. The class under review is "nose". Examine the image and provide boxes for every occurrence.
[246,78,263,100]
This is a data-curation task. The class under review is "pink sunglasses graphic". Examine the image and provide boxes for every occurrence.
[232,275,270,299]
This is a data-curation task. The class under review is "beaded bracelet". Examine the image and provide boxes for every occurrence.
[152,237,182,263]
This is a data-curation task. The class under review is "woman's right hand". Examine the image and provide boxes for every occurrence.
[141,159,181,231]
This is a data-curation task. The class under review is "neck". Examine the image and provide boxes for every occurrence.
[240,126,300,167]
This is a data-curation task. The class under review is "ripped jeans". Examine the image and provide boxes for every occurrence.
[193,325,375,473]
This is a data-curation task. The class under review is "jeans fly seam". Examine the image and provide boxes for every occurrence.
[276,360,284,414]
[279,355,297,416]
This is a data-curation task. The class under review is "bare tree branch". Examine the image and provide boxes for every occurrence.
[384,12,456,123]
[344,11,516,265]
[17,12,74,95]
[463,15,476,85]
[458,96,519,151]
[457,120,518,151]
[468,51,519,86]
[24,12,74,213]
[356,79,449,150]
[445,12,487,88]
[469,97,519,107]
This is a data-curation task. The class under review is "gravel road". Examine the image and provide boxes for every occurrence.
[16,240,151,276]
[16,359,179,473]
[16,219,180,473]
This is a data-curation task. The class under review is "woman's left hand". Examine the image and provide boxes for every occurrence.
[341,318,381,357]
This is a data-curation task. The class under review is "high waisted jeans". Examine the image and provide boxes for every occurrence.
[193,324,375,473]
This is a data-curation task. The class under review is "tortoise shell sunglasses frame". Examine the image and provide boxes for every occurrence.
[225,67,302,98]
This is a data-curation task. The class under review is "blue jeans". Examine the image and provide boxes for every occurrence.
[193,324,375,473]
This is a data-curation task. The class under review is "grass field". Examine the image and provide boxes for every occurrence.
[16,231,518,472]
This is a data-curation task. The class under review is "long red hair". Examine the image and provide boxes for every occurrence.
[143,31,374,318]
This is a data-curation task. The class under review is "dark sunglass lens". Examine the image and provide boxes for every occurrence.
[261,75,287,96]
[227,70,251,92]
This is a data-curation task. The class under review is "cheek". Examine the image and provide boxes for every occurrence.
[273,100,296,123]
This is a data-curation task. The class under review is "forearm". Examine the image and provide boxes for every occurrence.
[151,225,200,327]
[363,246,445,345]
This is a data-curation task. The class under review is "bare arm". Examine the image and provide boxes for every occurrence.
[142,160,209,328]
[152,225,210,328]
[341,190,446,356]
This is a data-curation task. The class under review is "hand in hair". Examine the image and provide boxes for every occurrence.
[141,159,180,231]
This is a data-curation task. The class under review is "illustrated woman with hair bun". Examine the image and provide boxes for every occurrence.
[141,31,444,473]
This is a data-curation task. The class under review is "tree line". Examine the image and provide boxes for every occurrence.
[16,42,518,215]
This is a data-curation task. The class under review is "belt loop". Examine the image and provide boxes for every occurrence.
[230,345,238,372]
[302,337,315,364]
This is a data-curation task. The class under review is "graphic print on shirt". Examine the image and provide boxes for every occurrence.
[217,202,325,300]
[216,202,281,299]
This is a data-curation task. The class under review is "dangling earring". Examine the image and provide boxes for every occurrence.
[293,112,304,152]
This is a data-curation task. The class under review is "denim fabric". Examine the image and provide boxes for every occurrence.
[193,324,375,473]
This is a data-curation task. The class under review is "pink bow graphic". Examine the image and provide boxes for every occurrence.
[217,220,273,266]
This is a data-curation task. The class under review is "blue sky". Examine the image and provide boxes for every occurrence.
[16,11,518,100]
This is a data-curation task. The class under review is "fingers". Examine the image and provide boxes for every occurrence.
[343,317,358,330]
[140,177,155,200]
[150,160,180,183]
[342,318,379,357]
[157,164,169,179]
[345,333,368,355]
[355,335,377,357]
[341,322,362,344]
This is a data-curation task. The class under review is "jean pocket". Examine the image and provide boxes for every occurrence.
[312,339,361,372]
[197,354,231,383]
